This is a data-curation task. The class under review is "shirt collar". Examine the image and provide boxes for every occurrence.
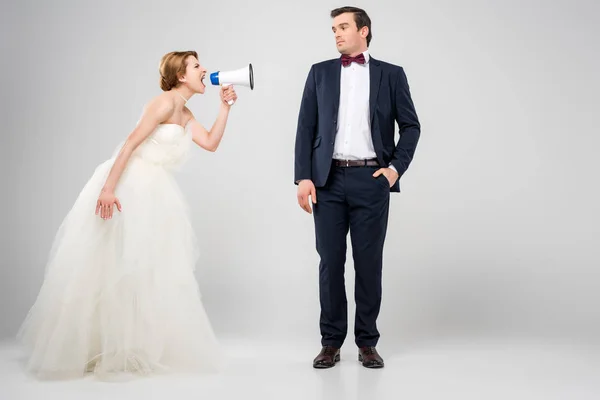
[362,50,370,63]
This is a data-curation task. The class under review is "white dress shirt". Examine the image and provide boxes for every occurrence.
[333,50,397,173]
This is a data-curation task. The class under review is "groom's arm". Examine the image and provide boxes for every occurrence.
[294,65,318,184]
[390,67,421,178]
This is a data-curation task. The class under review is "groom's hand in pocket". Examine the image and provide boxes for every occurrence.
[297,179,317,214]
[373,167,399,188]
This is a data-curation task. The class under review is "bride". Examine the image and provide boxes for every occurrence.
[17,50,237,380]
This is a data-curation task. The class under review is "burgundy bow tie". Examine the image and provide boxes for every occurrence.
[341,53,366,67]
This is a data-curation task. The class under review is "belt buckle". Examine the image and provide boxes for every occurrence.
[345,159,350,167]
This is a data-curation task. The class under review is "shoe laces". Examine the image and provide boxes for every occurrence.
[324,346,336,356]
[363,347,375,355]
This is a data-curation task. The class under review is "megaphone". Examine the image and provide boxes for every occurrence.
[210,63,254,105]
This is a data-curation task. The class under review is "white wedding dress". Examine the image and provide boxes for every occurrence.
[17,123,224,380]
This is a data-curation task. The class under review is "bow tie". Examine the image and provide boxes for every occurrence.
[341,53,366,67]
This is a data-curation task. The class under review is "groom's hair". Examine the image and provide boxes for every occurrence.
[330,6,372,47]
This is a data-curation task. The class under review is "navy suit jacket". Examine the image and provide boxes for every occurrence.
[294,56,420,192]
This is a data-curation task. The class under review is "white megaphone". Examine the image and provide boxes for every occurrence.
[209,63,254,105]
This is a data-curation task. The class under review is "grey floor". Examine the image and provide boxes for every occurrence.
[1,336,599,400]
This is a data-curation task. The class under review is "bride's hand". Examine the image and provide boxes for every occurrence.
[95,189,122,220]
[220,85,237,106]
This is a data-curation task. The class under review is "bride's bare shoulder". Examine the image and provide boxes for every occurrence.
[146,92,176,110]
[140,92,176,121]
[182,106,196,124]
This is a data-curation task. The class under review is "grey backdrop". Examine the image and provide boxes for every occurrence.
[1,0,599,347]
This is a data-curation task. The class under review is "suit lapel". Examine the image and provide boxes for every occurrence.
[369,56,382,124]
[330,59,341,117]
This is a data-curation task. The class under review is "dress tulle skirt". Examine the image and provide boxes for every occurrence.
[17,152,225,380]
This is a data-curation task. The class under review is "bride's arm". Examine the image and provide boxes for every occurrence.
[96,95,175,220]
[188,104,230,152]
[188,86,237,152]
[101,96,175,193]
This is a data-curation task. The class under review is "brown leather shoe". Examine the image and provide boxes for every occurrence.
[313,346,340,368]
[358,346,384,368]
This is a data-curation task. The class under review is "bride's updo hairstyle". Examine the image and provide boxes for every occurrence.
[159,51,198,91]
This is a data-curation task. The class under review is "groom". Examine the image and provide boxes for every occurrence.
[294,6,421,368]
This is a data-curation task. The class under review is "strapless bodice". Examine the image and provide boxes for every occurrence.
[113,124,192,169]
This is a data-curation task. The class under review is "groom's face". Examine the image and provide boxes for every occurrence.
[332,12,368,55]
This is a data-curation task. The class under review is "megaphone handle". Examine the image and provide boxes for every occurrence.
[222,83,235,105]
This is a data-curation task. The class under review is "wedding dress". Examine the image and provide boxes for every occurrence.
[17,122,224,379]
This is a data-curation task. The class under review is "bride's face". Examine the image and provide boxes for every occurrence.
[181,56,207,94]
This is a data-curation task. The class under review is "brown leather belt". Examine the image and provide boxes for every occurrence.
[333,158,380,167]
